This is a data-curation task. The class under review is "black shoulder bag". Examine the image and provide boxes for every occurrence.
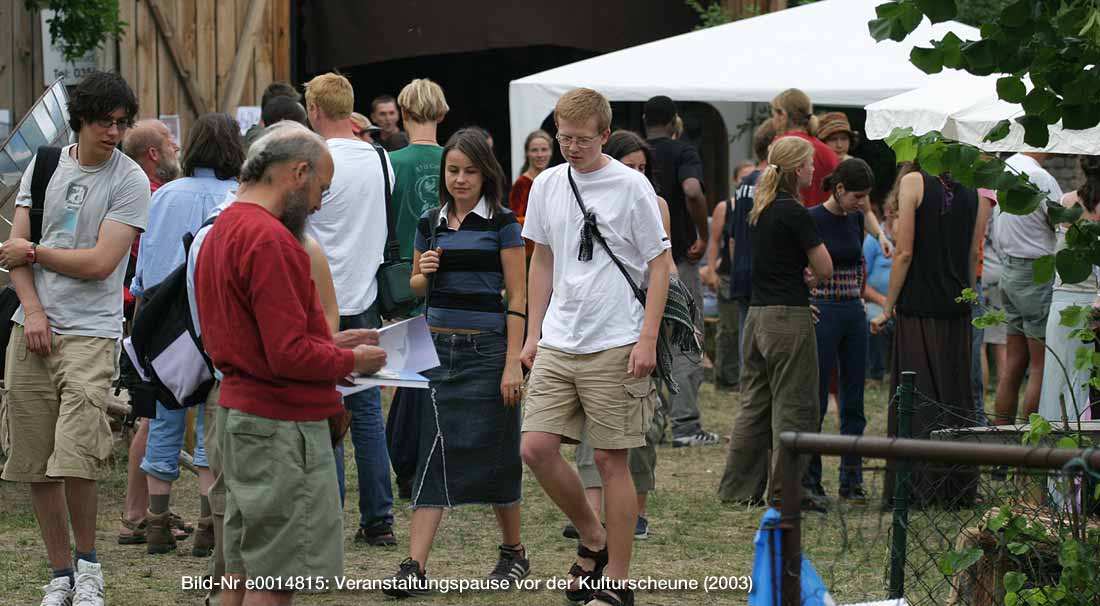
[0,146,62,379]
[566,168,702,394]
[373,144,418,320]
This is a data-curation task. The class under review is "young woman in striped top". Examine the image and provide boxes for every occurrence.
[383,129,529,596]
[803,158,875,504]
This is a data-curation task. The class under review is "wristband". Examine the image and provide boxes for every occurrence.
[27,242,37,265]
[507,310,527,320]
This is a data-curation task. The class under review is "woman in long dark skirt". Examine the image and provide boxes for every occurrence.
[382,129,529,596]
[872,163,991,508]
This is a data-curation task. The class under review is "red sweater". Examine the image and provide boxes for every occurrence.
[777,131,840,208]
[195,202,354,421]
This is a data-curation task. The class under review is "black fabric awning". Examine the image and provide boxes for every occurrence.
[299,0,699,74]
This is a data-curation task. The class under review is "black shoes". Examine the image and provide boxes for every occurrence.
[382,558,430,598]
[486,544,531,589]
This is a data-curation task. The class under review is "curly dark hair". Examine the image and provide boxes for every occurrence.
[181,113,245,180]
[67,71,138,133]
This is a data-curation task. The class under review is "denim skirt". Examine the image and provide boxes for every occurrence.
[410,331,522,508]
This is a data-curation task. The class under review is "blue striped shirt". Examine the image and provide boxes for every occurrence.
[414,198,523,333]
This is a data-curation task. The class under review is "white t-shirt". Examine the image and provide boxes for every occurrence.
[308,137,393,316]
[14,145,149,338]
[994,154,1063,260]
[522,158,670,354]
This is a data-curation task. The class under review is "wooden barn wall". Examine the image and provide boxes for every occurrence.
[1,0,290,142]
[0,1,46,129]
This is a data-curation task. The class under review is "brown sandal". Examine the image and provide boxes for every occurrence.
[117,515,147,545]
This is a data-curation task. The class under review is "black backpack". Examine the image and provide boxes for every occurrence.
[0,146,62,379]
[125,219,216,412]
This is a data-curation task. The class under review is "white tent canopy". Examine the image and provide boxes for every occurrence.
[865,70,1100,154]
[508,0,978,179]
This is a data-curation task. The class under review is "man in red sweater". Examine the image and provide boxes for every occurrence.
[195,122,386,606]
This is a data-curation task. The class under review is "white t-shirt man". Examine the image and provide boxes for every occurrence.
[994,154,1063,260]
[308,137,394,316]
[13,145,149,338]
[522,158,670,354]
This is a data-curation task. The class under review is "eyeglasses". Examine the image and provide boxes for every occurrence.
[92,117,134,130]
[556,133,599,149]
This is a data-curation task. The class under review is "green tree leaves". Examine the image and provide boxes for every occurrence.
[26,0,127,62]
[874,0,1100,146]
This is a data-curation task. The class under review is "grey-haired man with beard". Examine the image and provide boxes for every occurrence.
[193,124,386,606]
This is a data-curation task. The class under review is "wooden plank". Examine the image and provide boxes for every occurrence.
[273,0,290,83]
[119,0,137,88]
[252,0,273,103]
[236,0,255,107]
[0,0,15,118]
[215,0,236,111]
[31,10,43,94]
[156,0,178,122]
[177,0,196,137]
[196,0,215,118]
[144,0,209,116]
[219,0,265,113]
[11,0,34,119]
[135,0,158,119]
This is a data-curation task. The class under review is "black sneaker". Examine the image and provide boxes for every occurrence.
[486,545,530,589]
[839,485,867,505]
[355,522,397,547]
[382,558,430,598]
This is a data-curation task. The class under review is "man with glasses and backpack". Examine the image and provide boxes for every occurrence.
[0,71,150,606]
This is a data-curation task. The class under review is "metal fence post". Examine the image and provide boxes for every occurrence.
[888,370,915,599]
[780,443,802,606]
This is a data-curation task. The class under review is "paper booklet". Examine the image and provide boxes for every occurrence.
[337,315,440,393]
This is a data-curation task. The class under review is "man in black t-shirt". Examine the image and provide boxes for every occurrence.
[644,95,717,447]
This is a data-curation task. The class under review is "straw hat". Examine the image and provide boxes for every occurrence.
[817,112,855,142]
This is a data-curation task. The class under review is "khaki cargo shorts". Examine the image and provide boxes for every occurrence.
[1,325,116,482]
[521,343,656,450]
[219,406,343,582]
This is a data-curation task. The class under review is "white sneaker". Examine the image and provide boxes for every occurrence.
[40,576,73,606]
[72,560,104,606]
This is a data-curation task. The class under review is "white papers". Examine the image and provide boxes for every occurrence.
[337,316,440,394]
[235,106,261,135]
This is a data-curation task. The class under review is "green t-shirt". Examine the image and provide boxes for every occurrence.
[390,144,444,259]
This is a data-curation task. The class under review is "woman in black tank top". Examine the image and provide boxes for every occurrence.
[871,165,991,509]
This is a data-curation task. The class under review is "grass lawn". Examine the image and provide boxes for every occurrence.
[0,378,933,605]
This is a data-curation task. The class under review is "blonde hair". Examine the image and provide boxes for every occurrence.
[554,88,612,134]
[885,161,921,216]
[304,73,354,121]
[749,136,814,225]
[520,129,552,174]
[772,88,819,136]
[397,78,449,124]
[672,115,684,139]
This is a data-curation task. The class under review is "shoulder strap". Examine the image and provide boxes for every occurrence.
[373,143,401,262]
[30,146,62,243]
[424,207,442,312]
[567,168,647,306]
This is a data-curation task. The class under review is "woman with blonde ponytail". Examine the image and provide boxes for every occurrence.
[771,88,839,207]
[718,137,834,509]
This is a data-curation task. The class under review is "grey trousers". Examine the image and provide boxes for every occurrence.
[670,260,705,438]
[715,274,742,388]
[717,306,820,503]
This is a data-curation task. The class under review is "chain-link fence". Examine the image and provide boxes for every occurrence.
[776,371,1100,606]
